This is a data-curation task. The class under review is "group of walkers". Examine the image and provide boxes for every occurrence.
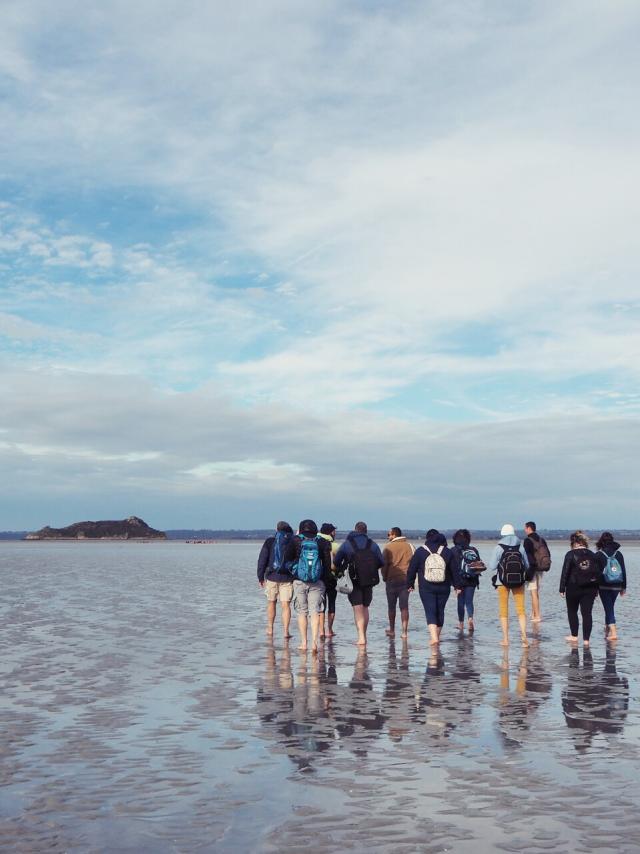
[257,519,628,652]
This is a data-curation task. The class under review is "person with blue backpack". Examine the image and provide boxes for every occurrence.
[595,531,627,642]
[284,519,333,654]
[257,521,295,639]
[450,529,486,634]
[407,529,455,647]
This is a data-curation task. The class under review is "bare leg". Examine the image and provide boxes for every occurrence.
[428,623,439,646]
[266,600,276,636]
[500,616,509,646]
[518,614,529,647]
[281,601,291,638]
[400,608,409,639]
[297,614,308,650]
[326,612,336,637]
[530,588,541,622]
[310,613,320,653]
[318,611,326,639]
[353,605,367,646]
[386,608,396,637]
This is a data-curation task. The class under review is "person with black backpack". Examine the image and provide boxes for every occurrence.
[406,529,455,647]
[523,521,552,624]
[559,530,602,647]
[488,524,530,647]
[450,528,486,634]
[257,521,295,639]
[594,531,627,642]
[334,521,384,647]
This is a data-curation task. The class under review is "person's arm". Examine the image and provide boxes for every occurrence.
[559,551,572,594]
[519,544,529,569]
[407,548,421,589]
[257,538,271,585]
[382,546,391,582]
[373,541,384,569]
[450,548,462,590]
[320,539,332,584]
[488,544,502,572]
[334,541,349,574]
[619,551,627,592]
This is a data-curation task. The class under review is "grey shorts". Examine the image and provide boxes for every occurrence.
[293,579,326,615]
[386,580,410,611]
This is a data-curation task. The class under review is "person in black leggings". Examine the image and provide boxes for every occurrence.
[559,530,601,647]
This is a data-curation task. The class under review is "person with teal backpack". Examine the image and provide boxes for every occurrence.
[285,519,333,653]
[595,531,627,641]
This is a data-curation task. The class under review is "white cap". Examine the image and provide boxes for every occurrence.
[500,523,515,537]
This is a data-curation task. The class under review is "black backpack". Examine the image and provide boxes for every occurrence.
[349,537,380,587]
[497,545,527,588]
[572,551,600,587]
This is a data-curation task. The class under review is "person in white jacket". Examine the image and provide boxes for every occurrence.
[488,524,530,647]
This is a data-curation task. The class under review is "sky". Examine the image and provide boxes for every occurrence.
[1,0,639,532]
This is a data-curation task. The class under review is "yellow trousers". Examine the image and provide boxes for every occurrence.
[497,584,525,618]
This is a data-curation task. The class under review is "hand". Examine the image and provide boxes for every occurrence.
[259,580,265,588]
[559,592,565,597]
[620,590,626,597]
[408,586,414,593]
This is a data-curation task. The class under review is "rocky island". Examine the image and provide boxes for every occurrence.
[26,516,167,540]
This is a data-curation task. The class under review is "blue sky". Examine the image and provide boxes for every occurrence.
[1,0,639,531]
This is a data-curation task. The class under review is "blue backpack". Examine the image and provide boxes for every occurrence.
[294,536,323,583]
[600,550,623,584]
[270,530,293,574]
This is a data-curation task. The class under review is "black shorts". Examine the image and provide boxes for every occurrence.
[348,584,373,607]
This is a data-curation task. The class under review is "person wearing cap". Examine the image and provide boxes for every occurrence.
[317,522,339,639]
[488,524,530,647]
[285,519,333,653]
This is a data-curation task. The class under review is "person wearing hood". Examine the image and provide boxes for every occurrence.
[334,522,384,647]
[559,530,601,647]
[594,531,627,641]
[450,528,481,634]
[406,529,454,646]
[488,524,529,648]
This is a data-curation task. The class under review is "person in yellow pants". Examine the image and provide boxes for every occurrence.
[489,524,529,647]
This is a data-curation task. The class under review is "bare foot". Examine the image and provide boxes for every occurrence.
[583,640,590,648]
[266,629,273,636]
[457,623,464,631]
[468,620,474,633]
[319,634,325,640]
[385,629,395,637]
[356,640,367,647]
[284,633,292,639]
[521,637,529,648]
[429,639,440,646]
[565,635,578,643]
[326,631,335,637]
[400,632,408,639]
[531,617,542,623]
[297,644,308,651]
[311,645,318,655]
[500,639,509,646]
[608,633,618,641]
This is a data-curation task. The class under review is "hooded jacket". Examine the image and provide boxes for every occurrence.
[382,536,415,583]
[559,547,601,593]
[488,535,529,588]
[595,541,627,591]
[257,528,295,583]
[450,532,480,589]
[334,532,384,587]
[406,532,453,593]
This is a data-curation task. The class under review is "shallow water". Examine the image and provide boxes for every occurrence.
[0,540,638,852]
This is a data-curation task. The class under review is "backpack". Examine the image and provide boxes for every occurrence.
[270,530,293,574]
[497,545,527,588]
[459,546,486,582]
[599,550,623,584]
[349,537,380,587]
[294,536,323,583]
[572,551,600,587]
[529,535,552,572]
[423,546,446,583]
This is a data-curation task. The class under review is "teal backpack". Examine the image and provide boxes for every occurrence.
[294,537,323,583]
[600,550,623,584]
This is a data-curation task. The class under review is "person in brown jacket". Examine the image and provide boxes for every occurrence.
[382,527,415,639]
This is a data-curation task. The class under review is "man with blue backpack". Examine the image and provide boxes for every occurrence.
[284,519,333,653]
[257,521,295,639]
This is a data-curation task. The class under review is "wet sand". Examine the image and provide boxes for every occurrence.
[0,540,638,852]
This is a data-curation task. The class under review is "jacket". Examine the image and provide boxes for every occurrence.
[317,532,338,590]
[488,535,529,588]
[406,532,454,593]
[382,536,415,583]
[257,532,295,583]
[285,535,334,585]
[450,539,481,589]
[595,542,627,591]
[559,548,601,593]
[334,532,384,587]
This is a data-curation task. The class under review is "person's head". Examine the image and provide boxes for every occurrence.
[596,531,615,550]
[524,521,536,534]
[354,521,368,534]
[298,519,318,538]
[388,526,402,540]
[500,523,515,537]
[570,530,589,549]
[276,521,293,534]
[320,522,336,539]
[453,528,471,547]
[425,528,439,539]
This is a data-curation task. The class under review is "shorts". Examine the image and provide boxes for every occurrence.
[264,580,294,603]
[348,584,373,608]
[527,571,544,591]
[293,579,326,615]
[386,580,410,611]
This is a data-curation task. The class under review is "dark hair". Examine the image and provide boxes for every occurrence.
[453,528,471,546]
[320,522,336,536]
[389,526,402,537]
[525,521,536,532]
[276,521,293,533]
[298,519,318,537]
[425,528,439,539]
[596,531,615,550]
[570,530,589,548]
[354,521,368,534]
